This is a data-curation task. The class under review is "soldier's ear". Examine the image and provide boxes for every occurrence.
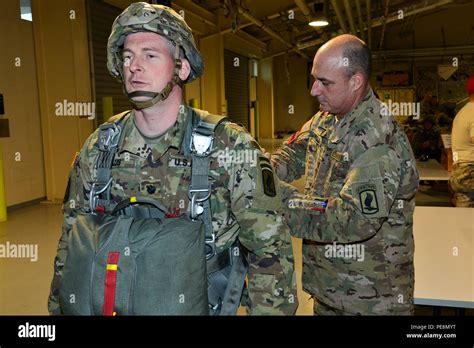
[350,72,364,92]
[178,58,191,81]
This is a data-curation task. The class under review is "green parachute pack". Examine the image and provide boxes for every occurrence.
[58,109,248,315]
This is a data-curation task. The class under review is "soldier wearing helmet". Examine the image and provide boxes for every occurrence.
[107,1,203,109]
[48,2,298,315]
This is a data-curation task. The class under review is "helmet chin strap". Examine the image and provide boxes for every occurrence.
[124,45,183,110]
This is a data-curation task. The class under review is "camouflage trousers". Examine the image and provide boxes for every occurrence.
[313,299,354,316]
[450,163,474,207]
[313,299,414,316]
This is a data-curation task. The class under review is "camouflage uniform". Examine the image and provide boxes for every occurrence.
[49,2,297,316]
[48,105,298,315]
[450,101,474,207]
[450,163,474,207]
[272,89,419,315]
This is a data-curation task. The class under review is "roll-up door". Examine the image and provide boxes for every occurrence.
[88,0,130,125]
[224,49,249,131]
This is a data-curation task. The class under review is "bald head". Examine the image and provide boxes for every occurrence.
[310,34,372,116]
[317,34,372,81]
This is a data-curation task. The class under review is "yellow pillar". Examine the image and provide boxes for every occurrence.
[103,96,114,122]
[0,142,7,222]
[189,98,200,109]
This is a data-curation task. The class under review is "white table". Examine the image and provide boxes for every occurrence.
[416,159,450,181]
[413,206,474,308]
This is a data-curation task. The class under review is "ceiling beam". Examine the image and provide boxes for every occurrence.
[171,0,217,27]
[355,0,366,40]
[202,22,254,40]
[343,0,357,34]
[294,0,329,42]
[237,5,309,60]
[297,0,454,50]
[366,0,372,48]
[330,0,348,33]
[378,0,390,49]
[294,0,312,23]
[234,30,268,51]
[372,45,474,58]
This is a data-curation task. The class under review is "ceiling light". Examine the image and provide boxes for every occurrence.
[309,2,328,27]
[309,19,329,27]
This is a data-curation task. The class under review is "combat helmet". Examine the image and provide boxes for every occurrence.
[107,2,203,109]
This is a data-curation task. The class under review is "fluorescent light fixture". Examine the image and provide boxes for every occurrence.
[309,19,329,27]
[309,2,328,27]
[20,0,33,21]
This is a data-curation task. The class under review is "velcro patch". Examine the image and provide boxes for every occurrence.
[354,183,383,216]
[259,157,276,197]
[287,130,301,145]
[359,188,379,214]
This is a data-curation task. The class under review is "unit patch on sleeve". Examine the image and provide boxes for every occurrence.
[259,156,276,197]
[358,185,379,215]
[353,181,388,218]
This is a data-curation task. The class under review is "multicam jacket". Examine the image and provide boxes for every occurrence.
[48,105,298,315]
[272,89,419,314]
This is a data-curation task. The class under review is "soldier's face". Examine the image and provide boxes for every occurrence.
[122,32,175,98]
[310,51,359,116]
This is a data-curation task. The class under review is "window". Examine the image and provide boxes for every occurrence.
[20,0,32,21]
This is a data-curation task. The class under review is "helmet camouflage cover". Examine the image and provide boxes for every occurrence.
[107,2,203,83]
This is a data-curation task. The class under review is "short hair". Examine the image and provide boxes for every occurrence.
[341,39,372,80]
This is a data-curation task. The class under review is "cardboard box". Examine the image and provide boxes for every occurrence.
[441,148,453,172]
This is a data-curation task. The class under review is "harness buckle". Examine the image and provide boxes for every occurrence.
[205,233,216,260]
[89,178,113,213]
[188,188,211,220]
[190,131,213,157]
[98,124,121,151]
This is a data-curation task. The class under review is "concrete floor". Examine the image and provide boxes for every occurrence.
[0,202,63,314]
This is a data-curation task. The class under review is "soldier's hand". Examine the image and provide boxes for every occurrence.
[261,148,271,159]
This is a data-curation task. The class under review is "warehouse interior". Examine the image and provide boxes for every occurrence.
[0,0,472,317]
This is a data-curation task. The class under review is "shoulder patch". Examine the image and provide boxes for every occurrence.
[259,157,276,197]
[287,131,301,145]
[355,183,379,215]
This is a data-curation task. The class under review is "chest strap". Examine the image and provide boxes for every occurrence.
[89,111,130,214]
[187,110,228,260]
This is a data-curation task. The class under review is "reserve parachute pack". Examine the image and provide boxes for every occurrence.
[59,108,248,315]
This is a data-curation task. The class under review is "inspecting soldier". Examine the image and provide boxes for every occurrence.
[272,34,419,315]
[48,2,297,315]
